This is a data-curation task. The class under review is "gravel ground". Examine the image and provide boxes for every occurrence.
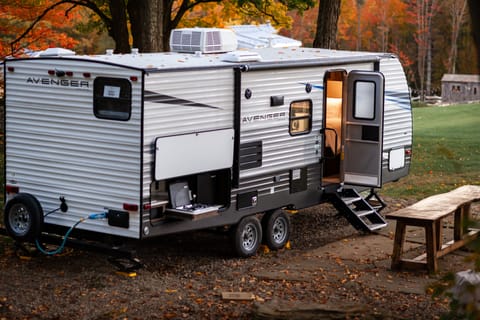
[0,197,464,319]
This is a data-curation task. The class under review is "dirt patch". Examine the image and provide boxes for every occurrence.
[0,198,476,319]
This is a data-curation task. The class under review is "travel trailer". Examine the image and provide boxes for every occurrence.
[3,27,412,257]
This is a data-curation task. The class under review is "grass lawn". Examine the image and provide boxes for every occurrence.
[382,103,480,199]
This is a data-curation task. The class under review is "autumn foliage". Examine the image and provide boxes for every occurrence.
[287,0,476,94]
[0,0,85,58]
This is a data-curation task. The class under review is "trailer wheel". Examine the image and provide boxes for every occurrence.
[4,193,44,242]
[232,215,262,257]
[262,209,290,250]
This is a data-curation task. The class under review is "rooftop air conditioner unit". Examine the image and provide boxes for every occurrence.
[170,28,238,54]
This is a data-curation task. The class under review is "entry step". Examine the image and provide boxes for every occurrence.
[329,188,387,232]
[355,210,374,217]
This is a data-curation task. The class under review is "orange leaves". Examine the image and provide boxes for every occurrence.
[0,0,85,58]
[178,0,294,31]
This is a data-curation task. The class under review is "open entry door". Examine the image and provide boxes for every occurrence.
[343,70,384,188]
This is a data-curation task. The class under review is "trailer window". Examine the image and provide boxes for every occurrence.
[353,81,375,120]
[94,77,132,121]
[289,100,312,135]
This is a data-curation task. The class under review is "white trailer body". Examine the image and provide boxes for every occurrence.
[3,39,412,255]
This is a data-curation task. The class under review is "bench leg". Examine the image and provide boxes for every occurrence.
[454,203,471,241]
[425,222,438,273]
[391,221,407,270]
[435,219,443,251]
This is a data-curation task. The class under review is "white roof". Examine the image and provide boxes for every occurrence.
[70,47,383,71]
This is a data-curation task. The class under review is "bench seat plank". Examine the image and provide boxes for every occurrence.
[386,185,480,221]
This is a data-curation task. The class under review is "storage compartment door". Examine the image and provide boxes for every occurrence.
[343,70,384,187]
[155,129,234,180]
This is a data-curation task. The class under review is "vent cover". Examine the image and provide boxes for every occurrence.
[170,28,237,53]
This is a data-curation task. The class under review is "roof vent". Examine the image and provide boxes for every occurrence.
[221,51,262,62]
[170,28,238,54]
[39,47,76,57]
[230,23,302,49]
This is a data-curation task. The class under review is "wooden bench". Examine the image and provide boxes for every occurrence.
[385,185,480,273]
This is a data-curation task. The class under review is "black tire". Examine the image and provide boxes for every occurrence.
[262,209,290,250]
[4,193,44,242]
[232,215,262,257]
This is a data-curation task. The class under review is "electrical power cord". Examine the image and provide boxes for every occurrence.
[35,212,107,256]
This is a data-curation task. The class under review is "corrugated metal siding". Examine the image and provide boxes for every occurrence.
[381,57,413,151]
[142,69,235,200]
[5,59,142,238]
[237,63,372,182]
[380,57,413,180]
[231,164,321,208]
[238,67,324,181]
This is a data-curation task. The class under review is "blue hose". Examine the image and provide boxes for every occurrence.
[35,212,107,255]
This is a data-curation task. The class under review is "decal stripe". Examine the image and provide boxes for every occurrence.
[144,90,221,110]
[385,91,411,110]
[298,82,410,111]
[299,82,324,91]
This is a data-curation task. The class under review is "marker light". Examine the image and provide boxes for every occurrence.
[123,203,139,211]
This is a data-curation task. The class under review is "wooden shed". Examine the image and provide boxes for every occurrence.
[441,74,480,103]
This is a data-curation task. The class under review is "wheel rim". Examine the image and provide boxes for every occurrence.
[8,203,31,237]
[272,216,287,244]
[242,223,258,251]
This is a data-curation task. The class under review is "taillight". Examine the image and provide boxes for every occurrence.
[6,185,19,194]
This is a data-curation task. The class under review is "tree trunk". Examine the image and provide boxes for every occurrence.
[468,0,480,72]
[108,0,130,53]
[356,0,363,50]
[416,0,437,101]
[426,34,431,96]
[127,0,165,52]
[162,0,175,52]
[313,0,341,49]
[447,0,467,74]
[425,0,436,97]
